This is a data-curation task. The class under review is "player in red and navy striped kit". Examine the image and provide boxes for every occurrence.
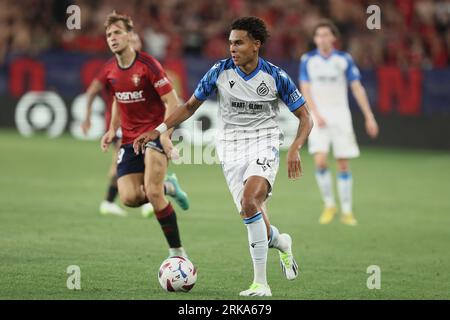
[100,11,189,258]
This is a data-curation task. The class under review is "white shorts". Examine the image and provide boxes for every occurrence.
[308,122,360,159]
[216,136,280,213]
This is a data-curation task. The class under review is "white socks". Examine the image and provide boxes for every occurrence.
[316,168,353,214]
[315,168,336,208]
[268,225,288,252]
[243,212,268,286]
[337,172,353,214]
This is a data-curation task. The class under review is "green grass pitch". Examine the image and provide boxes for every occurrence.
[0,129,449,299]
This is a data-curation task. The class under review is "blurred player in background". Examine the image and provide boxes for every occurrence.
[99,11,189,258]
[134,17,313,296]
[299,20,379,226]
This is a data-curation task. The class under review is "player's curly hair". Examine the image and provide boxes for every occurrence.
[104,10,134,32]
[313,19,340,38]
[230,17,269,44]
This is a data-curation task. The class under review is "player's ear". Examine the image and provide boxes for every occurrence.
[254,40,261,52]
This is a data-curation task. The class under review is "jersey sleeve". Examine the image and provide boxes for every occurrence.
[299,54,310,82]
[194,61,223,101]
[95,63,109,86]
[145,58,173,97]
[276,69,306,112]
[344,53,361,82]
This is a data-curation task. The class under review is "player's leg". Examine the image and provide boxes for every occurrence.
[144,148,186,258]
[239,176,272,297]
[100,140,128,216]
[308,125,336,223]
[116,144,147,207]
[144,138,189,211]
[331,124,360,226]
[336,158,357,226]
[117,173,147,207]
[263,202,298,281]
[314,152,337,224]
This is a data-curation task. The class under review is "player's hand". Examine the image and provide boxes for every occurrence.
[314,113,327,128]
[101,130,116,152]
[365,116,379,139]
[287,145,303,180]
[133,130,160,155]
[160,134,174,159]
[81,118,91,135]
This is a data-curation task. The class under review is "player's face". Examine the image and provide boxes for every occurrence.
[229,30,260,67]
[314,27,336,51]
[106,22,130,54]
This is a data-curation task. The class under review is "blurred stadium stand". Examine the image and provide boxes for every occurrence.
[0,0,449,149]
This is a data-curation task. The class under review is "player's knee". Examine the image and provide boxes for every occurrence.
[241,196,259,218]
[146,188,164,205]
[337,160,349,172]
[120,193,142,207]
[316,160,328,170]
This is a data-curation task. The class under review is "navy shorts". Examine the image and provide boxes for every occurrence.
[117,138,165,178]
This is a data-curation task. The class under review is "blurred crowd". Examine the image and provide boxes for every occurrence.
[1,0,449,69]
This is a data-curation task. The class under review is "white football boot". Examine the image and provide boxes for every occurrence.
[141,202,155,218]
[239,283,272,297]
[278,233,299,280]
[168,247,188,258]
[99,201,127,217]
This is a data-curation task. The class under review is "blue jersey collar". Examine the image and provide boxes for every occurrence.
[234,57,262,81]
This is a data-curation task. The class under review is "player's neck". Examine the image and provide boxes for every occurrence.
[116,47,136,69]
[238,57,259,75]
[318,47,334,58]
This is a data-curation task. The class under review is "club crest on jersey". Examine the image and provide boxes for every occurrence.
[131,74,141,87]
[256,81,269,96]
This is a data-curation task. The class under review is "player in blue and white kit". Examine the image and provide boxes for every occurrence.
[299,20,379,226]
[133,17,313,297]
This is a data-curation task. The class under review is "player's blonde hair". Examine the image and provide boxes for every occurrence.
[104,11,134,32]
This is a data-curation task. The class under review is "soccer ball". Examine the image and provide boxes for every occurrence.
[158,256,197,292]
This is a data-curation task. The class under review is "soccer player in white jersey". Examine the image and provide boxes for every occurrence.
[299,20,379,226]
[133,17,313,297]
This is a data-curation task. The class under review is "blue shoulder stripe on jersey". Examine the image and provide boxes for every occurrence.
[334,51,361,82]
[260,58,306,112]
[299,50,317,82]
[194,58,234,101]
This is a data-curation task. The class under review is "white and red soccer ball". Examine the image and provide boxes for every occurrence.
[158,256,197,292]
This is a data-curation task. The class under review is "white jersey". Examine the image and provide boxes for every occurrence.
[194,57,305,142]
[299,49,361,124]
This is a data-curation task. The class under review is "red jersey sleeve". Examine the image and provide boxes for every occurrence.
[95,61,110,87]
[140,53,173,97]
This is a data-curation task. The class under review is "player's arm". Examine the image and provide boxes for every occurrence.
[299,82,326,127]
[287,103,314,180]
[81,79,103,135]
[101,98,120,152]
[133,95,203,154]
[350,80,379,139]
[159,89,183,157]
